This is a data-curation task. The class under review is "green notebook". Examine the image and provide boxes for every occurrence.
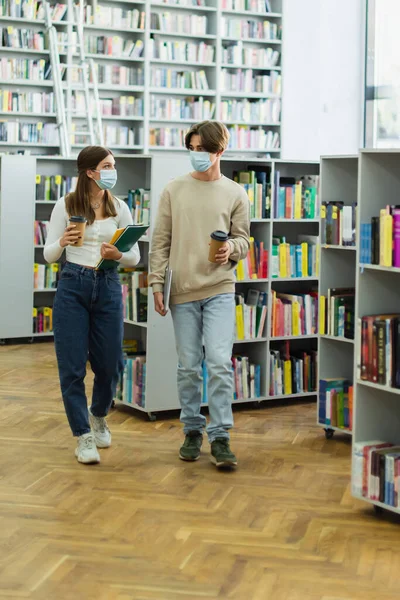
[96,224,149,270]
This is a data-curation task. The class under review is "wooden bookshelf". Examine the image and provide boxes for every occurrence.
[317,155,358,440]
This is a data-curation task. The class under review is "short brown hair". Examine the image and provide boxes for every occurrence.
[184,120,230,153]
[65,146,117,226]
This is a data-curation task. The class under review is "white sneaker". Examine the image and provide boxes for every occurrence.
[75,433,100,464]
[89,407,112,448]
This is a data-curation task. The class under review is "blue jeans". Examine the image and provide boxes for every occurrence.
[53,262,124,436]
[170,293,235,443]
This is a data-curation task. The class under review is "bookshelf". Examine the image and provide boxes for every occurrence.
[0,0,282,155]
[352,150,400,516]
[318,155,358,439]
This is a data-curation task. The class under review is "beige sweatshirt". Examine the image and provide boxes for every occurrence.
[149,173,250,305]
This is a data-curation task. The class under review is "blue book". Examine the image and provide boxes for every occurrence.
[255,365,261,397]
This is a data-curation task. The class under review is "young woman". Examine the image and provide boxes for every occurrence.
[44,146,140,465]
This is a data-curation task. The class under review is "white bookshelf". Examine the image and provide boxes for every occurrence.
[352,150,400,516]
[317,155,358,440]
[0,0,282,155]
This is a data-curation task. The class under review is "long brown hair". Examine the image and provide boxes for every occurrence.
[65,146,117,225]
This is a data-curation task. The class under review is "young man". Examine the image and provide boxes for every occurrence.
[149,121,250,468]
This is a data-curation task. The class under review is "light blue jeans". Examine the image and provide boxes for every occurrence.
[170,293,235,443]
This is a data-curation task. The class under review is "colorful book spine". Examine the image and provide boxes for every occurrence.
[235,290,268,340]
[270,290,318,337]
[319,378,353,429]
[270,344,317,396]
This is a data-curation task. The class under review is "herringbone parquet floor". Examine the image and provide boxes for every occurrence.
[0,343,399,600]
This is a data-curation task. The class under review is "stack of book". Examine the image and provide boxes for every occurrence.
[222,44,279,69]
[274,173,319,220]
[319,287,355,338]
[360,205,400,267]
[270,290,318,337]
[236,237,268,280]
[32,306,53,334]
[318,378,353,430]
[127,189,150,227]
[85,5,145,29]
[116,354,146,408]
[227,126,279,150]
[220,98,281,124]
[201,355,262,403]
[34,221,49,245]
[271,236,319,279]
[358,313,400,387]
[320,202,357,246]
[233,167,271,219]
[222,18,280,40]
[150,68,209,90]
[0,121,58,144]
[149,40,215,63]
[120,270,148,324]
[150,12,208,35]
[0,58,51,82]
[269,343,317,396]
[235,289,268,340]
[36,175,77,201]
[150,96,215,121]
[352,441,400,507]
[220,69,281,94]
[0,90,55,114]
[33,263,59,290]
[149,127,186,147]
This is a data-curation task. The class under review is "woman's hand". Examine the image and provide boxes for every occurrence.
[215,241,232,265]
[59,225,81,248]
[154,292,167,316]
[100,243,123,261]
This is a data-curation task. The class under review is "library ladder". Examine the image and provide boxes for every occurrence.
[44,0,104,156]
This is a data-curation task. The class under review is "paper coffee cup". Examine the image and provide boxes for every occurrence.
[69,216,86,247]
[208,230,229,263]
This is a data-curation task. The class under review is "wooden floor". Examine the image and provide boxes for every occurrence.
[0,344,399,600]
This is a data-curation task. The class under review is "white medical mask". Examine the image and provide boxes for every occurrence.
[93,169,117,190]
[189,151,213,173]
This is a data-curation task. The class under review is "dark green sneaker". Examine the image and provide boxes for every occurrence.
[210,438,238,468]
[179,431,203,461]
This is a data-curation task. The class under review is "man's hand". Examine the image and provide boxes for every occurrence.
[154,291,167,316]
[214,241,232,265]
[100,243,123,261]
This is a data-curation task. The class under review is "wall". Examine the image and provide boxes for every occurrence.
[281,0,365,160]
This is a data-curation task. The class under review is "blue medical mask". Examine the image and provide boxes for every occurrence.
[189,151,213,173]
[94,169,117,190]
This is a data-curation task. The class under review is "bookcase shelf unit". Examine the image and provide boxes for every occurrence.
[118,154,319,419]
[351,150,400,516]
[0,0,282,155]
[317,155,358,440]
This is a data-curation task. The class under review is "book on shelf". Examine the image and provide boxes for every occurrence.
[0,90,55,114]
[270,290,318,337]
[3,2,68,20]
[150,39,215,63]
[273,173,319,220]
[120,269,148,323]
[36,174,77,201]
[222,44,280,69]
[126,188,150,227]
[222,17,281,41]
[150,96,215,121]
[92,64,139,86]
[84,5,145,30]
[352,441,400,507]
[320,202,356,246]
[150,12,208,36]
[357,313,400,388]
[150,68,209,90]
[149,127,186,147]
[269,342,317,396]
[34,221,49,245]
[236,237,268,280]
[33,263,59,290]
[318,378,353,430]
[221,69,281,94]
[220,98,281,124]
[227,126,279,150]
[221,0,272,12]
[233,166,271,219]
[235,289,267,340]
[85,36,145,60]
[0,121,58,144]
[319,287,355,338]
[0,27,47,51]
[32,306,53,334]
[116,352,146,408]
[0,58,51,81]
[360,205,400,267]
[201,354,262,403]
[271,235,319,279]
